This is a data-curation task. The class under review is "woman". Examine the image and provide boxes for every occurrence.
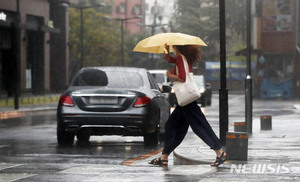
[149,45,227,167]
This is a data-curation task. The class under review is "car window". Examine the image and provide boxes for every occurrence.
[147,72,160,90]
[151,73,165,84]
[71,69,144,89]
[106,71,144,88]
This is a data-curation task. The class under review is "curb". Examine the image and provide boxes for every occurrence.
[294,105,300,109]
[0,106,57,113]
[173,150,211,165]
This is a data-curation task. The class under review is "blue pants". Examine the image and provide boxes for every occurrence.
[162,101,222,155]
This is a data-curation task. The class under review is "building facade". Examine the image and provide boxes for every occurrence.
[0,0,69,97]
[255,0,300,98]
[104,0,144,34]
[294,0,300,98]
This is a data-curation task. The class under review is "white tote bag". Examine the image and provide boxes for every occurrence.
[173,56,200,106]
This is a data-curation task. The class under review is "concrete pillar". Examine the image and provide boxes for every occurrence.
[226,132,248,161]
[234,122,246,132]
[260,115,272,130]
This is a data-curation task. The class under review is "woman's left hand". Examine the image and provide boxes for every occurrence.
[167,69,184,82]
[167,69,173,78]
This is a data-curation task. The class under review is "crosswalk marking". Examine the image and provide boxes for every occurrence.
[0,163,36,182]
[0,173,36,182]
[0,145,9,149]
[0,163,22,171]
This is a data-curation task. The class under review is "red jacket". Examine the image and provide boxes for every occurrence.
[169,55,192,81]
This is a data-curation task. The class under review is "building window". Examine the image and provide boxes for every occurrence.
[132,5,141,15]
[117,3,126,14]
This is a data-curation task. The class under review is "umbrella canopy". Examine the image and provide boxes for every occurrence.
[133,32,207,54]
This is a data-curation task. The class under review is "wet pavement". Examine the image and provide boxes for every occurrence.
[172,95,300,181]
[0,95,300,181]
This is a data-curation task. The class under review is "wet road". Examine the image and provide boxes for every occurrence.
[0,94,299,181]
[0,110,167,181]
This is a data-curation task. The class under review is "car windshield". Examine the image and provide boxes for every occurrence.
[151,73,165,84]
[71,68,144,89]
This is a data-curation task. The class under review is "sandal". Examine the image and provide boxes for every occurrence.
[211,152,227,167]
[148,157,168,166]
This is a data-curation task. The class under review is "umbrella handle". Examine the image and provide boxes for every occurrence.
[163,43,169,54]
[164,44,170,61]
[164,44,172,70]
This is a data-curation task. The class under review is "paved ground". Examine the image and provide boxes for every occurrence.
[172,97,300,181]
[1,96,300,181]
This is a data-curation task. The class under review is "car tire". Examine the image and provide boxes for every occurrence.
[144,112,160,147]
[206,99,211,106]
[57,129,74,146]
[76,130,90,143]
[144,128,159,147]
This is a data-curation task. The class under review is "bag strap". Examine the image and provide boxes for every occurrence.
[175,55,190,75]
[181,55,189,74]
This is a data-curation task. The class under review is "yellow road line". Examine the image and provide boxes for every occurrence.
[122,148,163,166]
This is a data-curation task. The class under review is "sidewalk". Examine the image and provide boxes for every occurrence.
[0,103,57,120]
[0,94,59,117]
[1,96,300,180]
[173,104,300,180]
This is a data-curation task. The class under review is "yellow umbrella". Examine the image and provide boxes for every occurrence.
[133,32,207,54]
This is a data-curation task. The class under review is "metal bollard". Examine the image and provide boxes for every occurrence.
[226,132,248,161]
[260,115,272,130]
[234,122,246,132]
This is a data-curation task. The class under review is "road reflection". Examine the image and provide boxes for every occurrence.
[0,110,56,128]
[0,111,24,119]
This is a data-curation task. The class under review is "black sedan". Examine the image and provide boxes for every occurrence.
[57,67,171,146]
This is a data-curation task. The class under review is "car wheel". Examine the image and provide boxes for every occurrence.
[144,128,159,147]
[201,101,206,107]
[206,99,211,106]
[57,129,74,146]
[144,111,160,147]
[76,130,90,143]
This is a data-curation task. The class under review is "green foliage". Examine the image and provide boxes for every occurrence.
[170,0,220,60]
[126,33,170,70]
[227,35,246,62]
[68,0,249,73]
[68,1,163,73]
[68,3,123,79]
[170,0,247,61]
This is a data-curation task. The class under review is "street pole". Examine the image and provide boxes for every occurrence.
[80,8,84,68]
[121,20,124,66]
[62,3,106,68]
[107,16,142,66]
[246,0,253,135]
[219,0,228,146]
[14,0,20,110]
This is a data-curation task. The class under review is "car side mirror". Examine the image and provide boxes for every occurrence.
[162,85,172,93]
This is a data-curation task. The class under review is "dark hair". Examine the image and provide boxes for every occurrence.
[175,45,202,65]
